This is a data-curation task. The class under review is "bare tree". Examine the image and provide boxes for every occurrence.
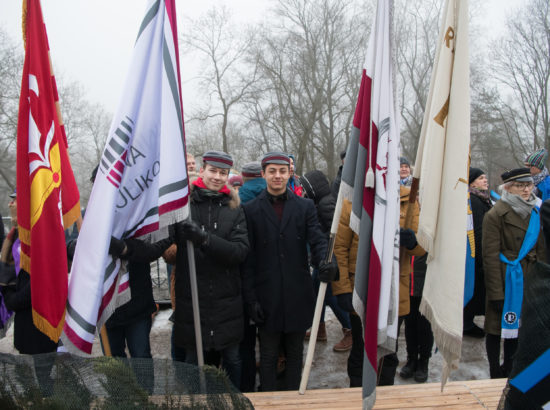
[491,0,550,158]
[394,0,442,162]
[182,6,258,154]
[244,0,369,178]
[0,29,23,196]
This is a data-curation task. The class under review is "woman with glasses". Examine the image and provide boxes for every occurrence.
[482,168,546,378]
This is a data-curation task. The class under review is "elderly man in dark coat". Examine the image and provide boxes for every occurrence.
[242,152,338,392]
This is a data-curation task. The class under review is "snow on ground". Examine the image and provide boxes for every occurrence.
[0,307,490,389]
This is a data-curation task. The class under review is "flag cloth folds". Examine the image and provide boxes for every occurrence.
[61,0,189,354]
[413,0,470,386]
[330,0,400,407]
[16,0,81,342]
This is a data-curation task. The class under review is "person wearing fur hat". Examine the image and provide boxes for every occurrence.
[463,167,491,338]
[524,148,550,200]
[482,168,546,378]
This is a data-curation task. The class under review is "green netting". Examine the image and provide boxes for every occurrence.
[0,353,253,409]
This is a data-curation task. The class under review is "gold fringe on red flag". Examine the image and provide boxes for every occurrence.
[22,0,28,50]
[33,309,66,343]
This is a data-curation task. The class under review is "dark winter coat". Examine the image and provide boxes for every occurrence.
[239,178,266,204]
[106,239,171,328]
[410,253,427,297]
[173,186,249,351]
[1,268,57,354]
[482,200,546,335]
[467,191,492,316]
[242,189,327,333]
[331,165,343,198]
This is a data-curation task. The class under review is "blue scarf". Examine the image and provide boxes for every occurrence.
[464,195,475,306]
[499,207,540,339]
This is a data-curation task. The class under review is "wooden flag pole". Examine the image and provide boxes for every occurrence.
[299,235,337,394]
[99,326,112,356]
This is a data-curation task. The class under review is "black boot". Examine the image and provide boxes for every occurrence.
[399,358,416,379]
[414,358,429,383]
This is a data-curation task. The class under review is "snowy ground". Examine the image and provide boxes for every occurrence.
[0,306,489,389]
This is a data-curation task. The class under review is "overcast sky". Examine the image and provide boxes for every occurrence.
[0,0,517,115]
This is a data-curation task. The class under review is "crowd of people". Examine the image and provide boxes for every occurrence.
[1,146,550,394]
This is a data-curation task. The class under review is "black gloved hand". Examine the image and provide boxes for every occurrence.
[109,236,127,258]
[337,292,354,313]
[490,299,504,313]
[319,259,339,282]
[400,228,417,250]
[182,220,209,247]
[246,301,265,325]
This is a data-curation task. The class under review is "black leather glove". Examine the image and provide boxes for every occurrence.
[246,301,265,325]
[337,292,354,313]
[181,220,209,247]
[109,236,127,258]
[490,299,504,313]
[319,259,339,282]
[400,228,417,250]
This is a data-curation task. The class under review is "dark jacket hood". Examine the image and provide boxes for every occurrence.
[300,170,331,204]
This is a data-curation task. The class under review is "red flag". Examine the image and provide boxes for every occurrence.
[16,0,81,342]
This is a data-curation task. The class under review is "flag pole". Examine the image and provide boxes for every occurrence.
[403,177,419,229]
[186,240,204,367]
[100,326,112,356]
[299,235,337,394]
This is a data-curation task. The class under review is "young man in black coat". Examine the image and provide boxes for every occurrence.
[171,150,249,389]
[242,152,338,391]
[109,150,250,390]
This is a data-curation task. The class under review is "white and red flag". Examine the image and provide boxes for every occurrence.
[413,0,470,386]
[61,0,189,354]
[331,0,400,407]
[16,0,81,343]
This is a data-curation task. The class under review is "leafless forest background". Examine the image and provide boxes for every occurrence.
[0,0,548,214]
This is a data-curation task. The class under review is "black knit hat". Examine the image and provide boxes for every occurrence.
[340,150,346,160]
[469,167,485,185]
[400,157,410,167]
[501,168,533,183]
[202,150,233,169]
